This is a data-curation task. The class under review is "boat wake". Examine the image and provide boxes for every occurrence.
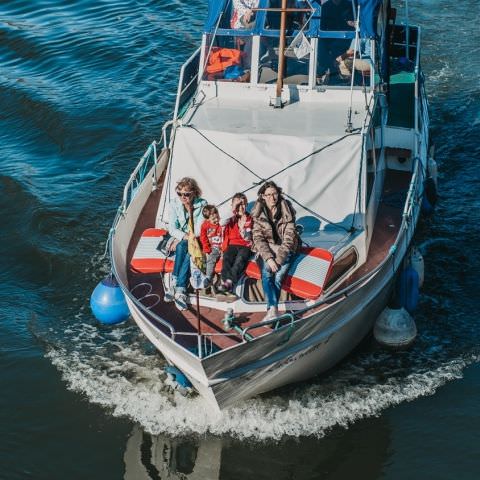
[43,314,479,441]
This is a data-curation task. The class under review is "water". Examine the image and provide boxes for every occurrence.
[1,1,479,478]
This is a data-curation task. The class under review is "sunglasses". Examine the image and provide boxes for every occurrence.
[177,191,192,198]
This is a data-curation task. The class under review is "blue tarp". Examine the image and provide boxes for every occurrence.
[205,0,225,31]
[204,0,386,39]
[358,0,384,38]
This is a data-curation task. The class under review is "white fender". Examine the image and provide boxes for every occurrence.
[374,307,417,348]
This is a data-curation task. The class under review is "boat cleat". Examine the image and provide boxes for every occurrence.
[222,308,235,330]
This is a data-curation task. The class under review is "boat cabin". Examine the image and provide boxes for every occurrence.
[199,0,382,90]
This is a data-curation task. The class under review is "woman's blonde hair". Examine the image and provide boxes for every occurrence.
[176,177,202,199]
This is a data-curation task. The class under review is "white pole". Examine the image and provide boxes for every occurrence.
[346,5,361,132]
[405,0,410,59]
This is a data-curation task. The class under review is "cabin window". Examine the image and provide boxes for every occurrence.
[324,248,358,290]
[316,36,373,87]
[258,35,311,85]
[203,34,253,83]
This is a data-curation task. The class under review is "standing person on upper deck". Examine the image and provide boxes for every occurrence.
[165,177,207,311]
[231,0,259,29]
[251,181,299,321]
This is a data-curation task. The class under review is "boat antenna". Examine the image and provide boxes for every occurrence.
[405,0,410,59]
[254,1,313,108]
[346,5,361,133]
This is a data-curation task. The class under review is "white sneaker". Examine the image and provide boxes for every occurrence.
[174,291,188,311]
[164,285,175,303]
[262,307,279,323]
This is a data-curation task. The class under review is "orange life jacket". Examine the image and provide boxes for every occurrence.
[205,47,242,74]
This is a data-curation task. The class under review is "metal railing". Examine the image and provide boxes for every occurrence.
[173,47,201,121]
[121,141,158,214]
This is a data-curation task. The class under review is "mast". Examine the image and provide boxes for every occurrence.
[276,0,288,108]
[253,1,312,108]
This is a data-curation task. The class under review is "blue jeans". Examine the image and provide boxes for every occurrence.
[173,240,190,290]
[261,255,292,309]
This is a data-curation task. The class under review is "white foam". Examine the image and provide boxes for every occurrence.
[46,338,479,441]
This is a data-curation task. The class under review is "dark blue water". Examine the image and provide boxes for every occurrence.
[1,1,479,479]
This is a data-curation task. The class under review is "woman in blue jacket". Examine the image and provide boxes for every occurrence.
[165,177,206,311]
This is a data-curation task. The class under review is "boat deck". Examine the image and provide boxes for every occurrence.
[346,168,411,284]
[188,88,368,137]
[126,168,410,353]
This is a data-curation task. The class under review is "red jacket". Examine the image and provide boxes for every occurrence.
[222,214,253,251]
[200,221,223,254]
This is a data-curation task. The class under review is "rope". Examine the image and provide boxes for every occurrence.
[186,125,264,180]
[350,135,365,230]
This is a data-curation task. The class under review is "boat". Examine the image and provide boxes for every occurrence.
[107,0,435,410]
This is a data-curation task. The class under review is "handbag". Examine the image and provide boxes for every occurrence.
[156,233,176,256]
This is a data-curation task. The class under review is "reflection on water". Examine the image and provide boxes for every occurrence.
[124,425,222,480]
[123,415,391,480]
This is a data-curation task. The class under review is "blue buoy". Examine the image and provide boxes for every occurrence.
[421,178,437,215]
[90,274,130,325]
[421,193,434,215]
[425,177,438,207]
[396,266,420,314]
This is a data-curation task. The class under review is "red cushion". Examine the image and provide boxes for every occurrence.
[130,228,175,273]
[246,247,334,300]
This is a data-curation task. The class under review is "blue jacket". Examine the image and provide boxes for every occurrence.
[168,196,207,241]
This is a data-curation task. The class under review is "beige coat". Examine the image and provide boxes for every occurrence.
[251,198,299,265]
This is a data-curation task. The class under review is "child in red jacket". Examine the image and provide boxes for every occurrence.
[218,193,253,296]
[200,205,223,286]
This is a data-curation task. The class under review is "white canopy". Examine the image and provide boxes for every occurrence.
[156,125,365,234]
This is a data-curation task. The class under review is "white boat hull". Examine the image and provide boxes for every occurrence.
[126,249,398,410]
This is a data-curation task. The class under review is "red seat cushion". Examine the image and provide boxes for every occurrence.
[246,247,334,300]
[130,228,175,273]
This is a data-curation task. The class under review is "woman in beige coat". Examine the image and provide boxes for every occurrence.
[251,181,299,321]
